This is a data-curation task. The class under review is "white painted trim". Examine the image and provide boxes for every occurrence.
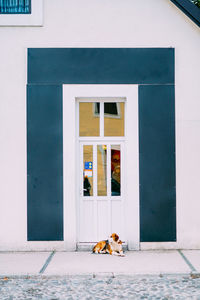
[63,85,77,251]
[63,85,139,251]
[76,98,126,103]
[79,137,126,142]
[0,0,43,27]
[125,85,140,250]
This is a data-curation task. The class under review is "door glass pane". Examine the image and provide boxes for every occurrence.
[111,145,121,196]
[83,145,93,196]
[79,102,100,136]
[97,145,107,196]
[104,102,124,136]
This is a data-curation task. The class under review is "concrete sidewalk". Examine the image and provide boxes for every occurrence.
[0,250,200,277]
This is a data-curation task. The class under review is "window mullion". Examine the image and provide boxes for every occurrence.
[100,102,104,138]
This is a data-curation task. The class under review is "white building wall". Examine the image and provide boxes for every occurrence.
[0,0,199,250]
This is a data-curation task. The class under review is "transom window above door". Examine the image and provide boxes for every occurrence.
[78,99,125,137]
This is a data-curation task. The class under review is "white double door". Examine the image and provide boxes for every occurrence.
[78,141,125,243]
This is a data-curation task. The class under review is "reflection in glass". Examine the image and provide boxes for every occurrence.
[111,145,121,196]
[79,102,100,136]
[83,145,93,196]
[97,145,107,196]
[94,103,100,115]
[104,102,124,136]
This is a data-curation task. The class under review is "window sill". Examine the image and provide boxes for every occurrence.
[0,0,43,27]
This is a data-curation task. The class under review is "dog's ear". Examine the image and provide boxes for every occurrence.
[114,233,119,242]
[118,240,122,244]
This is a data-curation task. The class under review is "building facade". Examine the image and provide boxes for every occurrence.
[0,0,199,251]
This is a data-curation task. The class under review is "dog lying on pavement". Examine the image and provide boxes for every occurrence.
[92,233,125,256]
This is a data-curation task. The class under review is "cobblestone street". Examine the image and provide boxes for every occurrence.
[1,274,200,300]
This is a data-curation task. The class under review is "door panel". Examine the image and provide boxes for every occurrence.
[79,201,95,242]
[97,201,110,241]
[111,201,124,238]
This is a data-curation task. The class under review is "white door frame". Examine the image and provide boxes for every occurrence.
[63,84,139,251]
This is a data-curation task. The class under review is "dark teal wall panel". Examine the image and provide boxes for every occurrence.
[27,85,63,241]
[27,48,176,242]
[139,85,176,242]
[28,48,174,85]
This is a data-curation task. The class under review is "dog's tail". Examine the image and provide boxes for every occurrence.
[92,245,97,253]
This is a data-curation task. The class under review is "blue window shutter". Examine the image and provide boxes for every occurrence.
[0,0,31,14]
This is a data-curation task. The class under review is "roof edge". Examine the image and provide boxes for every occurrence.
[170,0,200,28]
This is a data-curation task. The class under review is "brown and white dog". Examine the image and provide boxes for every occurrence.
[92,233,125,256]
